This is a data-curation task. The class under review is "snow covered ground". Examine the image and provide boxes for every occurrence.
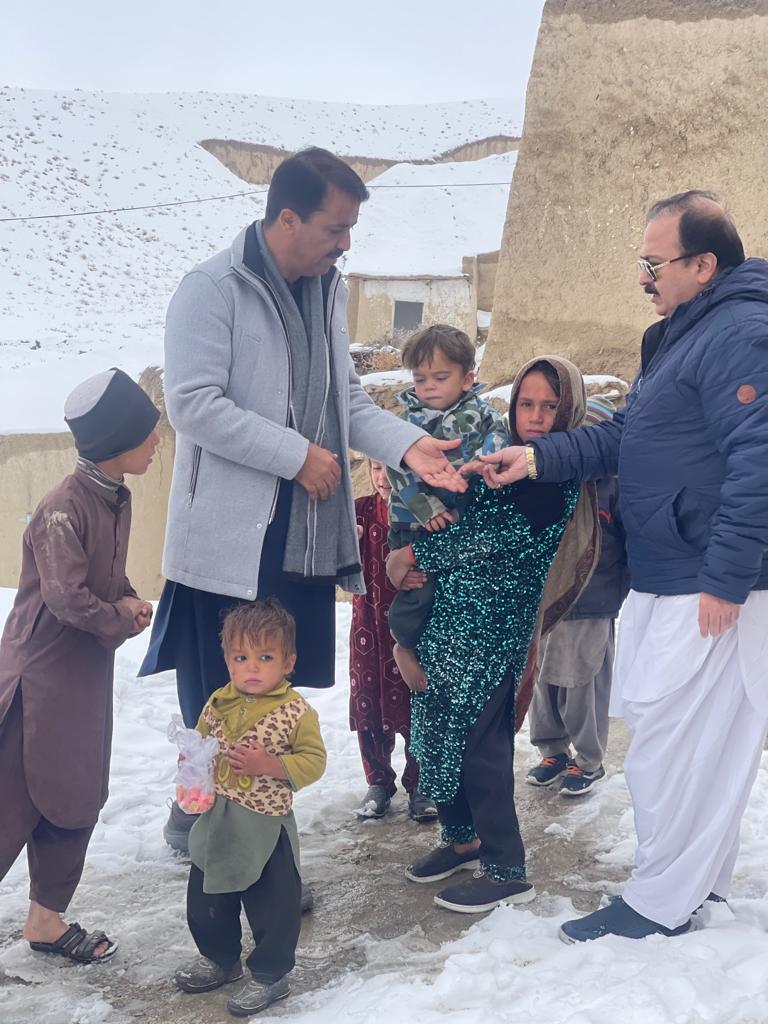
[0,88,520,432]
[3,586,768,1024]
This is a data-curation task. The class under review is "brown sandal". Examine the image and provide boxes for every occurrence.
[29,922,118,964]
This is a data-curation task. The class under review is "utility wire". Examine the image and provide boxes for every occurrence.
[0,180,513,225]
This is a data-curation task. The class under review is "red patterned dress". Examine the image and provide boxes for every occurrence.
[349,494,419,796]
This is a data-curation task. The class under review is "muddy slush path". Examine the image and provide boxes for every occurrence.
[79,720,631,1024]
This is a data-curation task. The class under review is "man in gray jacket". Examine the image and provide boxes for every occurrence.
[140,148,462,851]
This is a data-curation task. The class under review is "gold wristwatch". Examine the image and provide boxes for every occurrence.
[524,445,538,480]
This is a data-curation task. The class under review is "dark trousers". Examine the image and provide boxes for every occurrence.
[186,828,301,983]
[170,588,243,726]
[141,482,335,727]
[0,690,94,912]
[387,579,436,651]
[357,728,419,796]
[436,671,525,871]
[386,526,435,650]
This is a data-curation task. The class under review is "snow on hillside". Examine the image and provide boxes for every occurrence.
[342,151,516,277]
[0,88,521,432]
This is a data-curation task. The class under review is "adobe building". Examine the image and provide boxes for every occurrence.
[483,0,768,386]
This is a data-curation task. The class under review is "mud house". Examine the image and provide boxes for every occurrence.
[483,0,768,385]
[343,154,514,344]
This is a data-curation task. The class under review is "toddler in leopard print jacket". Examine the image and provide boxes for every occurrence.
[173,598,326,1017]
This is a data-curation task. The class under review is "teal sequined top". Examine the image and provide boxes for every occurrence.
[410,478,579,803]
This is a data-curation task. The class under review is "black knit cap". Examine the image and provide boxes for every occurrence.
[64,368,160,463]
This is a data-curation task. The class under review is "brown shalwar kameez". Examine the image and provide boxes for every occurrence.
[0,468,138,911]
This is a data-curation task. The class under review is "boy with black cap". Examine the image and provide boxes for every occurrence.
[0,368,159,964]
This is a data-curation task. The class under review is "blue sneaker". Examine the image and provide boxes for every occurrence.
[559,898,691,943]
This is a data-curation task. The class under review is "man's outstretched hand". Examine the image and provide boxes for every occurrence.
[403,437,467,492]
[462,446,529,488]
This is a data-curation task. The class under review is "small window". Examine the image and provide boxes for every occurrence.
[393,300,423,332]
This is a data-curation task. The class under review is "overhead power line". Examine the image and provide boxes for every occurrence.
[0,180,513,225]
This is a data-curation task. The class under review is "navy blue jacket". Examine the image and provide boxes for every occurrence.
[532,259,768,603]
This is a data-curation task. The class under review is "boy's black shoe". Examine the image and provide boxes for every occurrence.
[300,883,314,913]
[405,844,481,883]
[226,975,290,1017]
[355,785,391,819]
[559,762,605,797]
[174,956,244,993]
[408,790,439,822]
[433,871,536,914]
[526,753,570,787]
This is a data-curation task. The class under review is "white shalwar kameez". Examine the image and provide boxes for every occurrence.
[611,589,768,930]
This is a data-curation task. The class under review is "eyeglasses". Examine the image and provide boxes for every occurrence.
[636,254,699,282]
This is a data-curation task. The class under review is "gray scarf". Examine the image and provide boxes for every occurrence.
[76,457,122,493]
[255,223,360,582]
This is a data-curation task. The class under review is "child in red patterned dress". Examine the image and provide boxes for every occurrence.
[349,460,437,823]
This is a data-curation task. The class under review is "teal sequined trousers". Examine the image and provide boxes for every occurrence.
[409,479,579,878]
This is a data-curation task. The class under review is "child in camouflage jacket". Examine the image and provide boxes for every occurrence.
[386,324,508,690]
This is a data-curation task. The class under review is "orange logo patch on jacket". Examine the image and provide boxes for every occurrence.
[737,384,757,404]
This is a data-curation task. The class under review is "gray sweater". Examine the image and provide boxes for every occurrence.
[162,226,423,598]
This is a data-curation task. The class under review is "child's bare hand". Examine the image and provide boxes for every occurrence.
[228,741,274,777]
[400,568,428,590]
[425,510,457,532]
[357,524,364,540]
[118,595,146,618]
[133,602,153,632]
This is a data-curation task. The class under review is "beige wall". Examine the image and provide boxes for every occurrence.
[483,0,768,385]
[462,250,499,312]
[346,276,477,344]
[0,426,174,600]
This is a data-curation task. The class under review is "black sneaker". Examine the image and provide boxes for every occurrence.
[408,791,439,823]
[526,753,570,787]
[300,883,314,914]
[356,785,391,819]
[559,762,605,797]
[405,844,480,883]
[174,956,244,993]
[163,800,198,854]
[560,897,690,943]
[226,975,290,1017]
[434,870,536,914]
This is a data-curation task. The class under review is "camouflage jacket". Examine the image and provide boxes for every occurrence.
[387,384,509,529]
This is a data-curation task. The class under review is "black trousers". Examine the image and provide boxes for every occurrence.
[140,481,335,727]
[186,828,301,983]
[436,671,525,871]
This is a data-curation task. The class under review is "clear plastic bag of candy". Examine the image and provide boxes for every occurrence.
[167,715,220,814]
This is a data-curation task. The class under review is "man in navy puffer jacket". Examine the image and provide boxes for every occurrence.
[471,191,768,942]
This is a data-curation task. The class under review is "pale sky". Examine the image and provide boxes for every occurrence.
[3,0,545,103]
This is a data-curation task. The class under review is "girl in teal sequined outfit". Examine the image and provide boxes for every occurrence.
[389,356,599,913]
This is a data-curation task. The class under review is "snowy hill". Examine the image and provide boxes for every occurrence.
[0,88,522,431]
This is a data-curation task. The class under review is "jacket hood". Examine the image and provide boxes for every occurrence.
[671,257,768,328]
